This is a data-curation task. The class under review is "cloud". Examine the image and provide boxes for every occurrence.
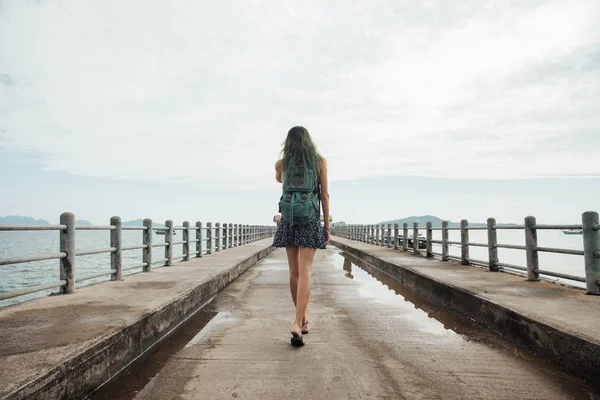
[0,0,599,189]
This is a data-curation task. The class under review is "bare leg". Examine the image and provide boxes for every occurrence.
[292,247,316,335]
[286,245,300,308]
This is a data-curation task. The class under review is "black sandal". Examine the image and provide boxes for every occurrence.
[301,321,309,335]
[291,332,304,347]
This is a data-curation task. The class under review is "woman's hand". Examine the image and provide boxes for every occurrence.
[324,229,331,244]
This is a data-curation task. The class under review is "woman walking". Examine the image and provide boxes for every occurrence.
[273,126,330,347]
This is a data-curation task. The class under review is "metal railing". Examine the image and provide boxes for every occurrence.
[0,212,276,302]
[331,211,600,295]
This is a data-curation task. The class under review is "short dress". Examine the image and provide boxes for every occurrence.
[273,219,327,249]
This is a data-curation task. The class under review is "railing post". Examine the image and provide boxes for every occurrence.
[582,211,600,295]
[368,225,373,244]
[206,222,212,254]
[375,224,380,246]
[196,221,203,257]
[234,224,238,247]
[215,222,221,252]
[223,222,228,249]
[524,216,539,281]
[143,218,153,272]
[413,222,419,254]
[426,221,433,258]
[487,218,499,271]
[165,220,173,266]
[362,225,366,242]
[393,224,399,250]
[461,219,469,265]
[110,216,123,280]
[387,224,392,248]
[229,223,233,247]
[60,212,76,294]
[403,223,408,251]
[183,221,190,261]
[442,221,449,261]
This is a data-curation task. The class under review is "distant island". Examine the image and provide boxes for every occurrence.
[0,215,92,226]
[377,215,516,228]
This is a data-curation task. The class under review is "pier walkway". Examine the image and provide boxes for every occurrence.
[92,247,599,400]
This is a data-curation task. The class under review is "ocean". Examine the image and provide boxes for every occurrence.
[0,227,588,307]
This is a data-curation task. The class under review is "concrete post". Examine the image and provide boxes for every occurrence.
[461,219,469,265]
[59,212,76,294]
[234,224,238,247]
[206,222,212,254]
[183,221,190,261]
[413,222,419,254]
[368,225,373,244]
[426,221,433,258]
[487,218,499,271]
[228,223,233,247]
[375,225,380,246]
[143,218,153,272]
[110,216,123,280]
[403,223,409,251]
[165,220,173,266]
[196,221,203,257]
[215,222,221,252]
[387,224,392,248]
[582,211,600,295]
[442,221,449,261]
[363,225,367,242]
[525,216,539,281]
[223,223,228,249]
[394,224,399,250]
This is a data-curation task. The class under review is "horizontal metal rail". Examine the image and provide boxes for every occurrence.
[0,280,67,301]
[123,263,149,272]
[495,225,525,230]
[534,224,582,230]
[0,252,66,266]
[122,226,148,231]
[122,244,148,251]
[152,258,169,264]
[537,269,586,282]
[535,247,584,256]
[466,242,488,248]
[0,225,66,231]
[466,227,488,230]
[77,270,116,282]
[446,241,461,246]
[495,243,526,250]
[172,255,186,261]
[152,243,169,248]
[468,258,489,265]
[497,262,527,272]
[76,247,116,256]
[171,241,187,245]
[76,225,115,231]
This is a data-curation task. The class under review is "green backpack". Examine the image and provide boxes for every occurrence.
[279,163,320,226]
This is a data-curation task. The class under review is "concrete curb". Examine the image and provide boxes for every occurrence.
[7,245,274,400]
[332,239,600,386]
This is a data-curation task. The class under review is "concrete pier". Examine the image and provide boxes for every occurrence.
[0,239,274,400]
[93,248,598,399]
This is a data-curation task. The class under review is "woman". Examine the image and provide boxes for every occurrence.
[273,126,330,347]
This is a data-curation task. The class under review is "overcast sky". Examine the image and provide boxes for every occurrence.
[1,0,599,225]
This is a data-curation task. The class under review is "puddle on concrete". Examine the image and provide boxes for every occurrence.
[337,251,483,339]
[88,305,218,400]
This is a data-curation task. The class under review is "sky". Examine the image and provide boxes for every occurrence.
[0,0,599,225]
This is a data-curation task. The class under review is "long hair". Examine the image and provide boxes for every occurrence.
[281,126,321,184]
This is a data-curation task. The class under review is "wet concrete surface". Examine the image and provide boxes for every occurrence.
[0,239,274,400]
[108,247,600,400]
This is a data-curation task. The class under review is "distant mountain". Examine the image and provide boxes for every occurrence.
[0,215,93,225]
[0,215,50,225]
[377,215,516,228]
[123,219,165,227]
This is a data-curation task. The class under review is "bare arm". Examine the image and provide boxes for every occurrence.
[275,159,283,183]
[319,158,330,229]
